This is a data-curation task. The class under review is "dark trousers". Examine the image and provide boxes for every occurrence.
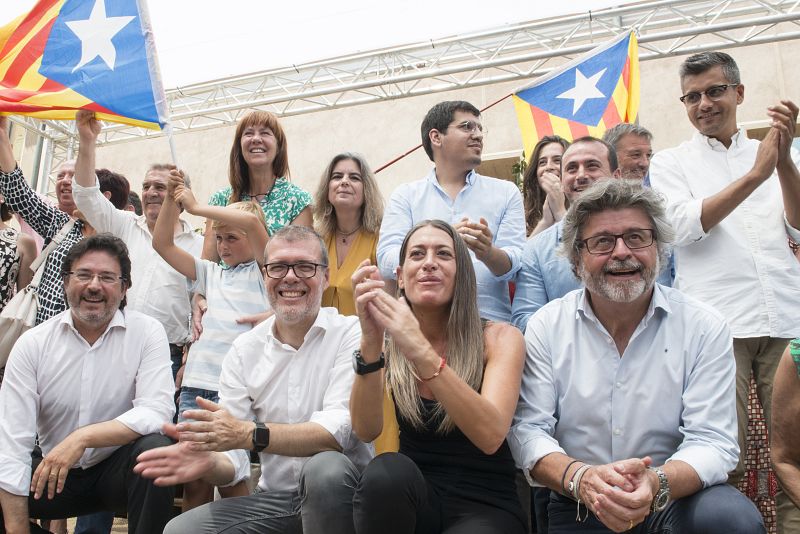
[354,452,526,534]
[0,434,174,534]
[547,484,764,534]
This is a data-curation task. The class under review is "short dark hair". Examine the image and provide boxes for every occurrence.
[679,52,740,84]
[96,169,130,210]
[420,101,480,161]
[127,191,142,216]
[62,233,132,309]
[567,136,618,174]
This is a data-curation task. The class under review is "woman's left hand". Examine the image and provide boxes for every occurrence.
[367,292,431,364]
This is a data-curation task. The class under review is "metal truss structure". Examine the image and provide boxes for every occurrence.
[9,0,800,185]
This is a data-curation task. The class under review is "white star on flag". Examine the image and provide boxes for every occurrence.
[66,0,135,73]
[557,68,607,115]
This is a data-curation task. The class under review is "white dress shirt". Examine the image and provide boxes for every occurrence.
[0,309,175,496]
[649,130,800,338]
[509,285,739,489]
[377,169,525,323]
[220,307,373,493]
[73,181,204,344]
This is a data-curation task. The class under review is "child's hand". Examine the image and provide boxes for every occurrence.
[168,169,185,194]
[174,186,197,212]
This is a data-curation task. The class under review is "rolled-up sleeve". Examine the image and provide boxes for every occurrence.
[377,185,412,280]
[309,321,361,448]
[668,316,738,487]
[490,183,525,282]
[72,178,129,235]
[511,238,548,332]
[216,345,256,486]
[649,150,707,246]
[0,336,41,495]
[115,323,175,435]
[509,313,565,486]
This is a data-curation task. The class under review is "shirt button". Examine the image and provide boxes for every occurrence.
[613,428,622,436]
[616,382,623,388]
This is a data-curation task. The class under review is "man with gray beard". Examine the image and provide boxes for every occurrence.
[509,179,763,533]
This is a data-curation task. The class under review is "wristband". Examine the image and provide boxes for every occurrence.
[419,356,446,381]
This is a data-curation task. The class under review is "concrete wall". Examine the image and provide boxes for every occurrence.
[14,39,800,229]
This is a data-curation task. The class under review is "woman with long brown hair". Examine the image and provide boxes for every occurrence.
[521,135,569,237]
[349,220,526,533]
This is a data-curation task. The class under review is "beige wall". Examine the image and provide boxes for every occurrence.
[14,39,800,229]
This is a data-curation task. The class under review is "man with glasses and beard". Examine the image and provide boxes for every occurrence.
[509,179,764,534]
[135,225,371,534]
[0,234,175,534]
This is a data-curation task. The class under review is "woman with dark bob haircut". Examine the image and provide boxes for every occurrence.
[350,219,526,534]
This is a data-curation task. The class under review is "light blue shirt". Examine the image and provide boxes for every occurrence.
[509,284,738,488]
[512,220,673,332]
[377,169,525,323]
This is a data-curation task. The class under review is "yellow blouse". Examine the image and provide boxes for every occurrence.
[321,229,399,453]
[322,230,378,315]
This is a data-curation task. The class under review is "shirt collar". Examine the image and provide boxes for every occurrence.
[576,282,671,326]
[426,168,477,188]
[267,306,331,347]
[694,127,747,150]
[135,214,195,235]
[60,308,127,340]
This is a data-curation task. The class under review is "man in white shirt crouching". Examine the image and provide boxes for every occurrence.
[0,234,176,534]
[509,179,764,533]
[135,225,371,534]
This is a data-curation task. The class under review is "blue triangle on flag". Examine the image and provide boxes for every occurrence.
[516,35,630,125]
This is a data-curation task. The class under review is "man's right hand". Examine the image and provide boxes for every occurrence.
[578,457,653,532]
[750,127,780,183]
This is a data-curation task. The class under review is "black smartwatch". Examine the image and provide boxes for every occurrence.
[252,422,270,453]
[353,349,385,375]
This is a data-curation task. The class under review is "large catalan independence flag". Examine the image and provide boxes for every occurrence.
[0,0,167,130]
[513,31,639,156]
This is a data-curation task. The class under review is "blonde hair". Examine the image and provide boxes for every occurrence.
[313,153,384,237]
[386,220,484,434]
[212,201,268,234]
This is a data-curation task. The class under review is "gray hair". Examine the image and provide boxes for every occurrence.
[559,179,674,275]
[679,52,740,84]
[602,123,653,149]
[265,225,328,267]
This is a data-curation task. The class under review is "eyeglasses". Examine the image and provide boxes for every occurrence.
[264,262,327,279]
[679,84,739,105]
[65,270,125,285]
[578,229,655,255]
[448,120,485,135]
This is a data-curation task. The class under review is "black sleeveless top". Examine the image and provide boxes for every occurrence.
[397,397,525,524]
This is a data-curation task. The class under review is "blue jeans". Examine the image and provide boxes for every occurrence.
[74,511,114,534]
[163,451,359,534]
[177,386,219,422]
[547,484,764,534]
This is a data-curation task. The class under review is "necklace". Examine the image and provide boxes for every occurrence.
[249,182,276,204]
[336,225,361,243]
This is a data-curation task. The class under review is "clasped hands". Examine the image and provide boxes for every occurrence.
[576,457,656,533]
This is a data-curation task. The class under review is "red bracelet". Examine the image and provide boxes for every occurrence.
[420,356,446,381]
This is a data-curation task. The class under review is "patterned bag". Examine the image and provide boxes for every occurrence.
[0,219,75,367]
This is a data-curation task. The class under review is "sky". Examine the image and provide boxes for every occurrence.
[2,0,625,88]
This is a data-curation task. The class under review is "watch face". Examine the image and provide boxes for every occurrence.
[654,491,669,512]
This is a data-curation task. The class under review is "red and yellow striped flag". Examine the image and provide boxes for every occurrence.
[0,0,167,130]
[513,31,639,156]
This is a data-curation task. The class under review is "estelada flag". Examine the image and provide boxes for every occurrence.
[0,0,168,130]
[513,31,639,156]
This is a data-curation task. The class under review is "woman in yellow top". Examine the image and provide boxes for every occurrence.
[314,152,384,315]
[314,153,398,452]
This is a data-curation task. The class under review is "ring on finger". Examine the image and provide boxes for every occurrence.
[628,519,633,530]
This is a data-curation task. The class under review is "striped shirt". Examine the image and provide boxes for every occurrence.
[182,258,269,391]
